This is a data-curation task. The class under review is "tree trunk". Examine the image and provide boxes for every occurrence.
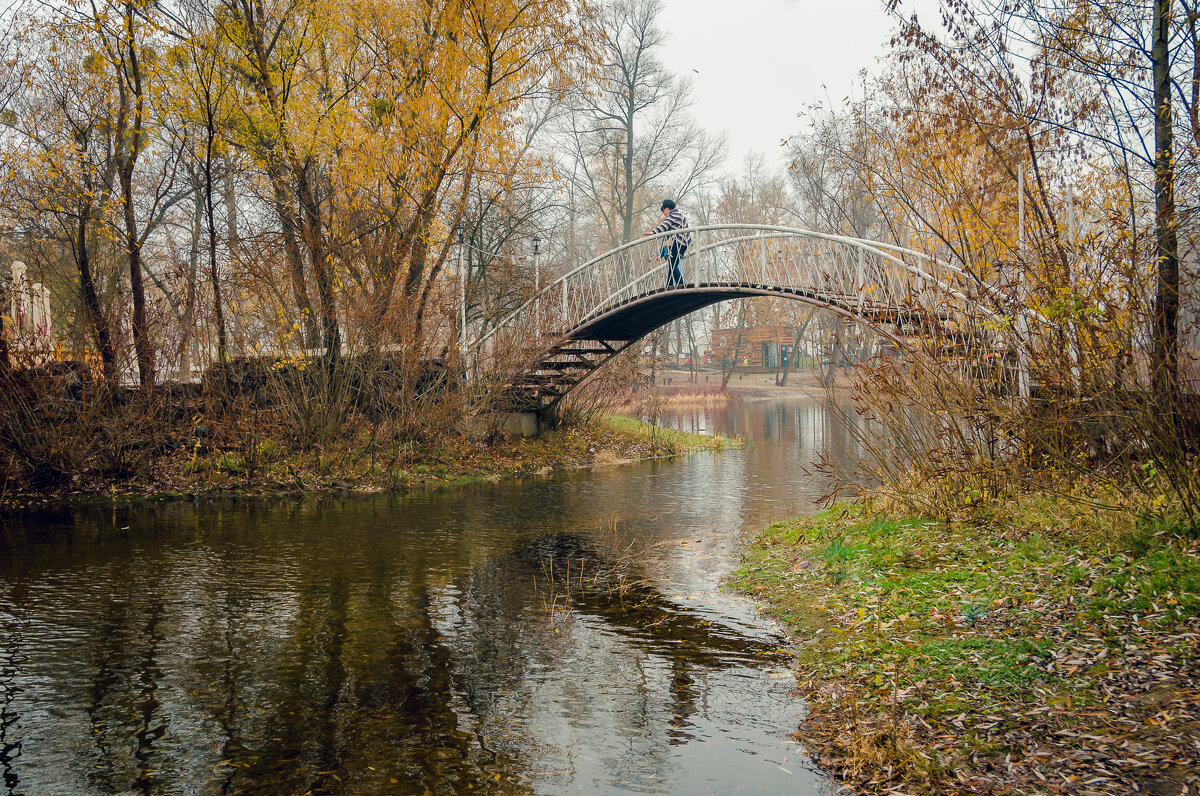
[223,157,239,249]
[178,178,202,377]
[0,304,8,379]
[721,301,747,390]
[124,178,154,387]
[649,331,659,386]
[266,166,319,350]
[118,0,153,387]
[119,139,153,386]
[71,153,117,382]
[298,164,339,363]
[622,108,635,244]
[1152,0,1181,419]
[685,315,698,381]
[0,268,9,377]
[1190,7,1200,144]
[205,134,227,362]
[778,309,815,387]
[76,225,116,381]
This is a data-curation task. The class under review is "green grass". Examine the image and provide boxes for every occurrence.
[600,413,734,454]
[731,497,1200,789]
[902,635,1053,689]
[1088,545,1200,623]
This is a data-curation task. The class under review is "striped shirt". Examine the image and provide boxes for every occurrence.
[649,209,693,249]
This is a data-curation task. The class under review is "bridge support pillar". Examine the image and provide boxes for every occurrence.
[465,411,545,438]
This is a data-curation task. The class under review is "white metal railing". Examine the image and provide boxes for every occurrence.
[470,224,1051,379]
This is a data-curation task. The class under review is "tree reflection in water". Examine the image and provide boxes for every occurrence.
[0,397,852,795]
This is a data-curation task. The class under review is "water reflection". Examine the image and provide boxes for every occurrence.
[0,397,854,795]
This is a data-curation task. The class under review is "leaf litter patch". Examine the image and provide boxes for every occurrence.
[731,504,1200,795]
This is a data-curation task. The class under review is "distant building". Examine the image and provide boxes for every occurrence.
[710,325,803,371]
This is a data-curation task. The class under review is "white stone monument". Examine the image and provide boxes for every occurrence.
[9,261,29,337]
[8,262,53,350]
[30,282,51,344]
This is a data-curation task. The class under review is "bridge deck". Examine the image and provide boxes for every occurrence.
[475,225,1031,413]
[568,283,949,341]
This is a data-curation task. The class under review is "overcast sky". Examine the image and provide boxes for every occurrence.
[657,0,941,171]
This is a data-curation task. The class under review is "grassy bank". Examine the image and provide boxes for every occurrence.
[732,499,1200,795]
[4,414,732,503]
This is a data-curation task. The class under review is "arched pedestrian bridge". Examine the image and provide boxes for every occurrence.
[471,224,1039,412]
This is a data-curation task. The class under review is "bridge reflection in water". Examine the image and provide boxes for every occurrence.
[0,397,858,795]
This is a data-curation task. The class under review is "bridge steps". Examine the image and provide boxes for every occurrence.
[500,340,625,412]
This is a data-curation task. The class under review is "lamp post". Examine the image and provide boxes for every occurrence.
[533,234,541,337]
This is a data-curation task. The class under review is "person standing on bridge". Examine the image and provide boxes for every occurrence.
[643,199,692,288]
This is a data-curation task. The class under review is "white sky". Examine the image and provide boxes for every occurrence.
[658,0,941,171]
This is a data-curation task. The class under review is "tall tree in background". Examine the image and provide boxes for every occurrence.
[787,104,881,238]
[171,0,233,363]
[561,0,724,248]
[3,10,129,381]
[334,0,587,356]
[216,0,341,359]
[1152,0,1181,409]
[458,100,564,340]
[1018,0,1193,412]
[90,0,171,386]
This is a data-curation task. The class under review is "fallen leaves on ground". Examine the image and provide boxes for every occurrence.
[733,505,1200,795]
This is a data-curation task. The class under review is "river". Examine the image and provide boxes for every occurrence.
[0,395,859,795]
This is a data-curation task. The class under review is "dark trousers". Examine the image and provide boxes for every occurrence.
[666,242,687,287]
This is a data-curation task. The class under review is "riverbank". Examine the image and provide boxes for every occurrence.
[654,367,852,401]
[1,414,732,504]
[617,368,820,413]
[733,500,1200,795]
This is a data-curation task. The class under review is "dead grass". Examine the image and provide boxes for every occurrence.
[1,414,732,502]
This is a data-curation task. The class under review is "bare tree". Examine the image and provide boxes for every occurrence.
[175,0,232,364]
[560,0,725,249]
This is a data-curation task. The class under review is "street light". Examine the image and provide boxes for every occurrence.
[532,234,542,336]
[532,234,542,291]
